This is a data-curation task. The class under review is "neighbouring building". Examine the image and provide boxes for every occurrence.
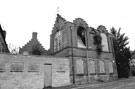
[0,25,9,53]
[19,32,48,55]
[50,14,118,84]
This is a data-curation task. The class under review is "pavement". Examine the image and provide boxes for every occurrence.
[46,76,135,89]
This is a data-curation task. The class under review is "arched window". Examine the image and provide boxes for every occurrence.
[77,26,86,48]
[99,60,105,73]
[101,33,109,52]
[76,59,84,74]
[108,61,113,73]
[89,60,95,74]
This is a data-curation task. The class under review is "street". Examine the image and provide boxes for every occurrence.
[71,77,135,89]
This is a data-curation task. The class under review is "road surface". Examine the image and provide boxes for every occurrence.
[71,77,135,89]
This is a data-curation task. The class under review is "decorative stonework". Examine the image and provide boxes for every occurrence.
[73,18,89,29]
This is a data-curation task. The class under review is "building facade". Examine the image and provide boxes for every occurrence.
[50,14,118,84]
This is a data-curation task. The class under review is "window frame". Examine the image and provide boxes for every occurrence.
[76,58,84,74]
[108,61,114,73]
[99,60,105,74]
[101,33,109,52]
[0,63,5,72]
[89,59,96,74]
[10,62,24,72]
[27,63,40,72]
[54,30,63,52]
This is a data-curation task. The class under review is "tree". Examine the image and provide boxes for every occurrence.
[92,27,102,55]
[31,44,45,55]
[93,31,102,54]
[110,27,131,78]
[8,43,20,54]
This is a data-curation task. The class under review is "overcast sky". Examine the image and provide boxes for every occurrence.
[0,0,135,51]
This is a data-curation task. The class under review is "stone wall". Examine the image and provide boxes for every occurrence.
[52,47,118,84]
[72,58,117,84]
[0,54,70,89]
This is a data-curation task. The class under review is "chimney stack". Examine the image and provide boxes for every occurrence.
[32,32,37,39]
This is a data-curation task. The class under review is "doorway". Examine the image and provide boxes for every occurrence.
[44,63,52,87]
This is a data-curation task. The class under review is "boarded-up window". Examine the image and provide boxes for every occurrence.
[76,59,84,74]
[56,64,66,73]
[89,60,95,74]
[99,60,105,73]
[10,62,24,72]
[0,63,5,72]
[108,61,113,73]
[101,33,109,52]
[28,64,40,72]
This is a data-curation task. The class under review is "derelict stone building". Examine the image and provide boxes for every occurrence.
[50,14,117,84]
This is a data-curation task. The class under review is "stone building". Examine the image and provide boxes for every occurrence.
[50,14,118,84]
[19,32,48,55]
[0,25,9,53]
